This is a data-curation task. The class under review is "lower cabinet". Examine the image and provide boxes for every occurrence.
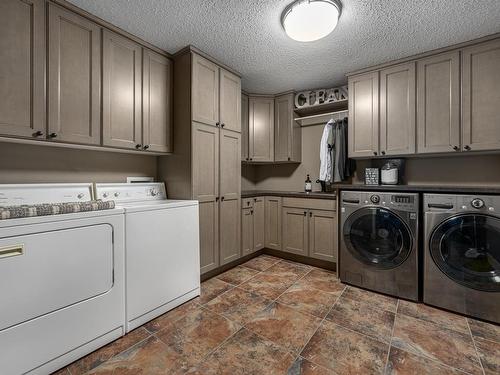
[264,196,282,250]
[308,209,337,262]
[282,207,309,256]
[241,197,265,256]
[282,199,337,262]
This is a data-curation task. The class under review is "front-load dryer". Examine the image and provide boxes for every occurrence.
[340,191,419,300]
[424,194,500,324]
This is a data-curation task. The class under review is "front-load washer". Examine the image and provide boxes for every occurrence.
[424,194,500,324]
[95,182,200,332]
[0,183,125,375]
[340,191,419,300]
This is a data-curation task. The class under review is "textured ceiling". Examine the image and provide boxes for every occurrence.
[68,0,500,94]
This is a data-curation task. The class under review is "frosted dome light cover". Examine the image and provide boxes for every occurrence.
[281,0,342,42]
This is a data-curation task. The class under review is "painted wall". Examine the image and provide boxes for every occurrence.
[0,142,158,184]
[243,124,500,190]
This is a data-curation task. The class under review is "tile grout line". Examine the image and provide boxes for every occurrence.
[383,299,400,373]
[466,318,486,375]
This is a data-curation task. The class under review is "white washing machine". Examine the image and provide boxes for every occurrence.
[95,183,200,331]
[0,184,125,375]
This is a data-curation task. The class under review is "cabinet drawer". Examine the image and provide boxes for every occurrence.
[282,197,336,211]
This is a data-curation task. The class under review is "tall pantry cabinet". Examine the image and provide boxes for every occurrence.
[159,48,242,274]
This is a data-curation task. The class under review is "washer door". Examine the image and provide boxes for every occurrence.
[430,214,500,292]
[343,207,413,269]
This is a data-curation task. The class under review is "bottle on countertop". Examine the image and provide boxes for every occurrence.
[305,174,312,193]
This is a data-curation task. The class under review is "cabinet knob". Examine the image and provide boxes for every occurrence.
[143,145,150,150]
[49,132,57,138]
[309,212,312,217]
[250,210,253,214]
[373,151,378,156]
[249,158,253,161]
[303,211,307,216]
[453,145,459,151]
[216,197,219,202]
[221,196,225,201]
[33,130,44,137]
[221,123,225,128]
[287,157,291,161]
[381,151,386,155]
[464,145,471,151]
[215,122,220,127]
[135,144,142,149]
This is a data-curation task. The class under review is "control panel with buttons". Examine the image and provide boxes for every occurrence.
[94,183,167,203]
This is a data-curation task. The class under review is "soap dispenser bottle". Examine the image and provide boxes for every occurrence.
[305,174,312,193]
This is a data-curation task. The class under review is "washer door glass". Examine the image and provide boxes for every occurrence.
[430,214,500,292]
[343,207,413,269]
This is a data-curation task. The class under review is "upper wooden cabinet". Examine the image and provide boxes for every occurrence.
[220,69,241,132]
[192,53,241,131]
[192,54,219,126]
[348,72,379,157]
[0,0,45,139]
[143,49,173,153]
[249,96,274,162]
[462,39,500,152]
[102,30,142,150]
[274,93,301,162]
[48,4,101,145]
[349,36,500,157]
[379,63,416,156]
[241,93,249,161]
[417,51,460,153]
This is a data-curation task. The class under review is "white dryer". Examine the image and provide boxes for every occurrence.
[95,183,200,332]
[0,184,125,375]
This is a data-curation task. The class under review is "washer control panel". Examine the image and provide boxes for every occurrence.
[341,191,418,212]
[95,182,167,203]
[424,194,500,213]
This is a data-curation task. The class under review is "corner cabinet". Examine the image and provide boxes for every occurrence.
[0,0,45,139]
[248,96,274,162]
[241,93,249,161]
[462,39,500,152]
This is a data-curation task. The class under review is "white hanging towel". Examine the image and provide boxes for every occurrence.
[319,120,334,182]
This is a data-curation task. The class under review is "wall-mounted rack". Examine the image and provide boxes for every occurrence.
[294,109,349,127]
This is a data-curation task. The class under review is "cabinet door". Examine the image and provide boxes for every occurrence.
[252,197,265,251]
[241,208,254,256]
[0,0,45,138]
[274,93,300,162]
[143,49,173,153]
[241,94,249,161]
[249,97,274,162]
[380,63,416,156]
[417,51,460,153]
[192,54,219,126]
[308,209,336,262]
[219,128,241,265]
[462,39,500,152]
[265,196,282,250]
[282,207,308,256]
[348,72,379,157]
[192,123,219,273]
[220,68,241,132]
[48,4,101,145]
[102,30,142,149]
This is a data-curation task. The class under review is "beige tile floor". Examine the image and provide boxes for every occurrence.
[54,255,500,375]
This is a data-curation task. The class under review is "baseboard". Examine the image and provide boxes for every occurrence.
[262,248,337,272]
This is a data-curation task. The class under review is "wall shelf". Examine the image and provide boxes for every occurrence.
[294,99,348,117]
[295,109,349,127]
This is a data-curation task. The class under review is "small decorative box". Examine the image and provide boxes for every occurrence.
[365,168,380,185]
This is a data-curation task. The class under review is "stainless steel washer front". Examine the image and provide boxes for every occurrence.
[424,194,500,324]
[340,191,419,300]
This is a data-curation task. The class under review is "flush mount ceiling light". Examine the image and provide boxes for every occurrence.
[281,0,342,42]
